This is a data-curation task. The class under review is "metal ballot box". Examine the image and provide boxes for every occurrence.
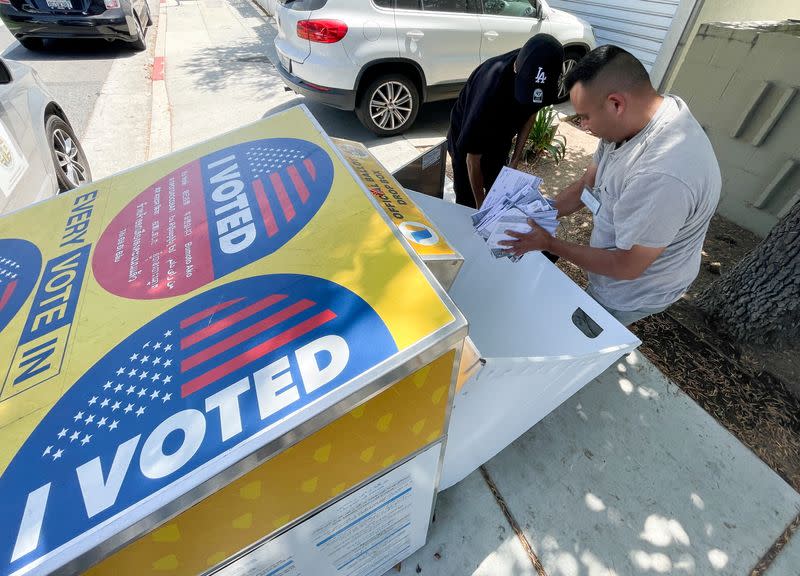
[406,191,641,489]
[332,138,462,291]
[0,106,466,576]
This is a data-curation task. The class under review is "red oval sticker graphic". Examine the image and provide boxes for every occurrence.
[93,139,335,299]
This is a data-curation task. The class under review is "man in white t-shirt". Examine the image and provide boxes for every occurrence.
[500,45,721,326]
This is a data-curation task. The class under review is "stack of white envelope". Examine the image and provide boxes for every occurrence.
[471,166,559,261]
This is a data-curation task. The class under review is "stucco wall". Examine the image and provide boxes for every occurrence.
[670,22,800,236]
[663,0,798,91]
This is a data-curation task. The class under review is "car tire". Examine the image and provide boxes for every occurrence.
[18,38,45,52]
[46,115,92,193]
[130,10,147,51]
[556,48,584,103]
[356,74,420,137]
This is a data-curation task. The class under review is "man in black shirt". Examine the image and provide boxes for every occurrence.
[447,34,564,208]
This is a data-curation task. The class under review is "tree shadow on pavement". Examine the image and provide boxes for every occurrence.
[178,0,284,93]
[181,0,454,148]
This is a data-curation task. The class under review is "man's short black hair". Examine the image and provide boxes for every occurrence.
[564,45,652,95]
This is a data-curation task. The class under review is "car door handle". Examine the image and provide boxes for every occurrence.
[483,31,499,40]
[406,31,424,40]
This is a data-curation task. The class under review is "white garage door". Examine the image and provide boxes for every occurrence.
[546,0,681,70]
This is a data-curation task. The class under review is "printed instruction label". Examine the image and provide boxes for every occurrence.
[214,444,441,576]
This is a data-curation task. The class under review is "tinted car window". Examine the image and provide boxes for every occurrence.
[373,0,393,7]
[484,0,540,17]
[422,0,468,13]
[278,0,328,10]
[396,0,421,9]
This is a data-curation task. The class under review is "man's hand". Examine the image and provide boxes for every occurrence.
[499,218,552,256]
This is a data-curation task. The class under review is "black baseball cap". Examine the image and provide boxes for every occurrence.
[514,34,565,106]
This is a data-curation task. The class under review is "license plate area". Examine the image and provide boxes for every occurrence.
[46,0,73,9]
[278,52,291,73]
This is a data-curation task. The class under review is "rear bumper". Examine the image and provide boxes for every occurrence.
[0,7,134,40]
[275,59,356,111]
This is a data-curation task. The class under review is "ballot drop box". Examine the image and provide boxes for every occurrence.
[0,106,467,576]
[406,192,641,489]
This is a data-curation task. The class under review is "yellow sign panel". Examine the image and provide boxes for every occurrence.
[0,106,463,576]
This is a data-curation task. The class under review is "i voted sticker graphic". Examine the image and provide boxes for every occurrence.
[0,239,42,332]
[92,139,335,300]
[0,274,397,575]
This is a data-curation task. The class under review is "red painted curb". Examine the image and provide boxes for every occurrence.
[153,56,165,81]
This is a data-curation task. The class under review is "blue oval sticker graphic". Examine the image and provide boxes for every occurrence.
[92,139,335,299]
[0,238,42,332]
[0,274,396,574]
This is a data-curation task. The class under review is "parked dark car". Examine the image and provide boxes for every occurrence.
[0,0,152,51]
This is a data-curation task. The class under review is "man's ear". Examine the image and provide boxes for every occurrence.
[607,92,625,116]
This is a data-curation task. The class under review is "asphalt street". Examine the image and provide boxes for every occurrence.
[0,23,142,138]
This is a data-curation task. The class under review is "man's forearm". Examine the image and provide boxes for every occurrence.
[510,115,536,167]
[552,178,586,218]
[552,163,597,218]
[466,153,485,207]
[545,237,636,280]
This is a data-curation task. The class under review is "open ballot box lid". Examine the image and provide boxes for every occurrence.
[332,138,463,291]
[406,191,641,489]
[0,105,466,576]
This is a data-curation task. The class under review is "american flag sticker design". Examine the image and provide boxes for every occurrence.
[0,238,41,333]
[92,139,335,300]
[0,274,397,576]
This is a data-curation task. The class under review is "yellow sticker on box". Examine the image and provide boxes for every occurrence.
[333,138,457,257]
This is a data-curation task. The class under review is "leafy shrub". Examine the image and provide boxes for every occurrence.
[522,106,566,165]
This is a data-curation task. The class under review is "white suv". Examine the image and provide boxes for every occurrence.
[274,0,595,136]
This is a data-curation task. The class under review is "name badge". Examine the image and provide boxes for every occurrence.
[581,186,602,215]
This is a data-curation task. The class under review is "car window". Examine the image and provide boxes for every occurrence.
[373,0,393,7]
[396,0,421,9]
[422,0,470,14]
[483,0,540,17]
[277,0,328,10]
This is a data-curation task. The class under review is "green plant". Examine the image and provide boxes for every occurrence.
[522,106,567,165]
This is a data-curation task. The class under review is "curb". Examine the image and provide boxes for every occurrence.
[148,0,171,160]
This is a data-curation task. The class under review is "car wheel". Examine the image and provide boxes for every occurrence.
[130,10,147,51]
[18,37,45,51]
[556,49,584,103]
[356,74,420,137]
[46,115,92,192]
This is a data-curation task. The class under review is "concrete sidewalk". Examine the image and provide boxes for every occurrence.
[389,351,800,575]
[147,1,800,573]
[153,0,450,170]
